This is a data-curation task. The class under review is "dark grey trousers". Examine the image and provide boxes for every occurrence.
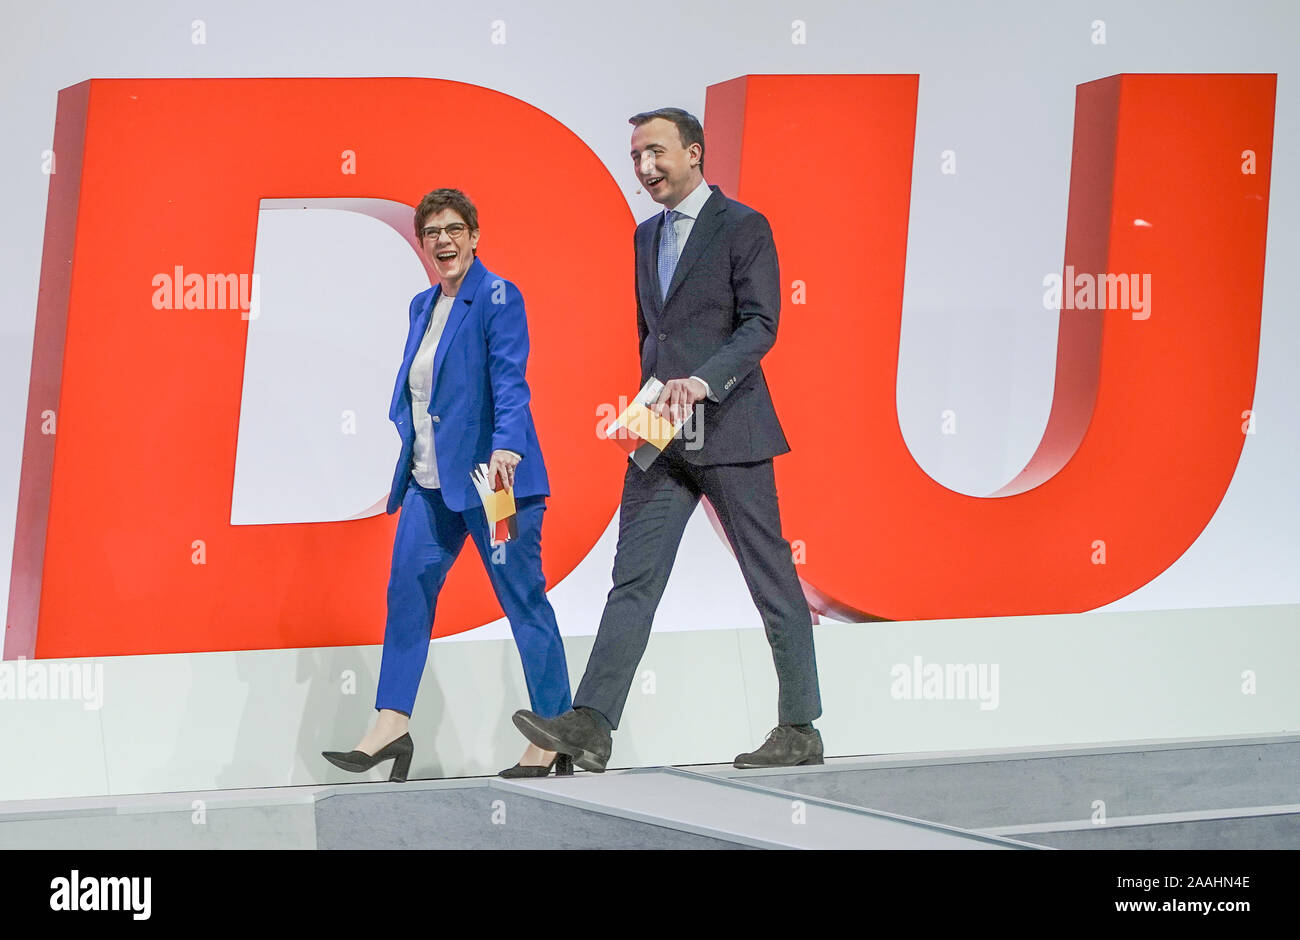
[574,440,822,728]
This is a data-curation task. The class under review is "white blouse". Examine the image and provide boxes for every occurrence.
[408,291,457,488]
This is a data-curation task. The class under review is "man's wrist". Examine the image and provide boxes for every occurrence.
[689,375,718,402]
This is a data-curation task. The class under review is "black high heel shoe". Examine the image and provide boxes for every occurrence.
[498,753,574,778]
[322,733,414,782]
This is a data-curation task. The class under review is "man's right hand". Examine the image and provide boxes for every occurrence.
[651,377,707,424]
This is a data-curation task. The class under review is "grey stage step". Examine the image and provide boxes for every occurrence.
[697,734,1300,849]
[315,776,750,850]
[987,805,1300,849]
[2,735,1291,849]
[0,768,1028,850]
[499,768,1030,849]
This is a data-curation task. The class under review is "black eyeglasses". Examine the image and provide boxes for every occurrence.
[421,223,470,240]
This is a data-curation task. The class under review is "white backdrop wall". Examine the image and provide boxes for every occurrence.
[1,0,1298,643]
[1,603,1296,802]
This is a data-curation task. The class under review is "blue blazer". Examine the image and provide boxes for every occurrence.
[386,257,549,514]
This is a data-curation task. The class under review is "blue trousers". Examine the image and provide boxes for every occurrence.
[374,474,572,719]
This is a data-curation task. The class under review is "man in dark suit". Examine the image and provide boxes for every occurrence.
[513,107,823,770]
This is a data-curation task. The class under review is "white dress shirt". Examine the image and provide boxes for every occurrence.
[662,176,713,256]
[661,177,719,402]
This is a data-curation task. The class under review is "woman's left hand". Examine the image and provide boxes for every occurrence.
[489,449,521,491]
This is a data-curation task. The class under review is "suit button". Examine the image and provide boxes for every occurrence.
[658,332,667,341]
[432,415,440,424]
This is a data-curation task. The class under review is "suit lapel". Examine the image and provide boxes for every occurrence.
[639,219,662,323]
[663,187,726,308]
[409,294,434,360]
[431,257,487,392]
[393,288,436,419]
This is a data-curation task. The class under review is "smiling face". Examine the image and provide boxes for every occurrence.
[420,208,480,295]
[631,117,703,209]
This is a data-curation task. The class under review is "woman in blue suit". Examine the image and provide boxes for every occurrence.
[323,188,571,779]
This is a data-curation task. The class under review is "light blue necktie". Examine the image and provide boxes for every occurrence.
[657,209,680,300]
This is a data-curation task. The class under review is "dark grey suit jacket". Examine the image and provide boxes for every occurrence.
[636,185,790,465]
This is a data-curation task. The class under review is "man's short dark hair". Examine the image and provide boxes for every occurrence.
[414,188,479,254]
[629,108,705,172]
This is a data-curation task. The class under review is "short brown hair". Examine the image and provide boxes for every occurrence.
[629,108,705,172]
[414,188,479,246]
